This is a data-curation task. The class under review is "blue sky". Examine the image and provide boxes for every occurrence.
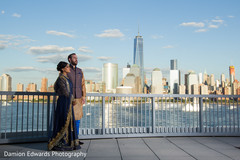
[0,0,239,90]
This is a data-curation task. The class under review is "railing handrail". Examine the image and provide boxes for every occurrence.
[1,91,239,98]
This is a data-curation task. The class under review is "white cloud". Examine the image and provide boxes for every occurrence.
[36,54,92,64]
[162,45,174,49]
[0,34,27,40]
[195,29,208,33]
[0,34,34,48]
[1,10,5,14]
[6,67,38,72]
[46,30,74,38]
[95,29,124,38]
[97,56,114,61]
[212,19,224,23]
[208,24,219,28]
[28,45,74,55]
[180,22,205,27]
[5,66,56,74]
[12,13,21,18]
[151,35,164,39]
[82,67,101,72]
[78,46,93,53]
[228,15,234,18]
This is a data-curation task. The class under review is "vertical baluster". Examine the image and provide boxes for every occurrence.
[237,97,239,132]
[32,95,35,134]
[233,97,235,132]
[27,95,29,132]
[217,97,219,132]
[21,95,24,132]
[102,96,105,135]
[229,97,231,132]
[221,97,223,132]
[16,95,19,133]
[37,95,39,133]
[152,97,155,134]
[10,94,13,133]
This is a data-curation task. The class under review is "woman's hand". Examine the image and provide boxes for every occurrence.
[72,100,77,106]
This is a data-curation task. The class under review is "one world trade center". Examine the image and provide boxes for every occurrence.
[133,31,144,91]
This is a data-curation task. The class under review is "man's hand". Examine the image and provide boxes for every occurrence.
[82,97,86,104]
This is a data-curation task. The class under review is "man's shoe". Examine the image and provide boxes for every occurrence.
[79,141,84,145]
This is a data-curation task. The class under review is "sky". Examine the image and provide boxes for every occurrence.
[0,0,240,91]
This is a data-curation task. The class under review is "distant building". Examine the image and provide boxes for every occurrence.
[122,63,131,79]
[95,82,106,93]
[26,83,37,92]
[133,31,144,89]
[48,85,54,92]
[223,86,231,95]
[122,64,142,93]
[17,83,24,91]
[85,80,96,93]
[200,84,208,95]
[179,84,186,94]
[41,77,48,92]
[229,66,235,95]
[210,74,215,87]
[191,84,199,95]
[198,73,203,84]
[124,73,136,93]
[0,74,12,91]
[102,63,118,93]
[169,59,180,94]
[170,59,178,70]
[0,74,12,100]
[116,86,133,94]
[221,73,225,87]
[151,68,163,94]
[187,71,198,94]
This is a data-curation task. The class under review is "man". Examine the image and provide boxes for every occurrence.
[67,53,86,145]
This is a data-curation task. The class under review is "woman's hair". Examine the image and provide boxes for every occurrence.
[57,61,68,73]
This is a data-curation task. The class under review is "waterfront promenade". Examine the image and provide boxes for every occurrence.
[0,137,240,160]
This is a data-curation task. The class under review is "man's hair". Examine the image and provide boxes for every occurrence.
[68,53,76,62]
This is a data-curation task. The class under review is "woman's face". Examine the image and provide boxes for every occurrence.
[62,64,70,73]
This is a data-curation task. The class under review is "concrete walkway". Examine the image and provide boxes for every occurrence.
[0,137,240,160]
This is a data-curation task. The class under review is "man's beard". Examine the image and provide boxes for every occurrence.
[71,61,78,66]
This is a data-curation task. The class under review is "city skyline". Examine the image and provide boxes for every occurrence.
[0,0,240,90]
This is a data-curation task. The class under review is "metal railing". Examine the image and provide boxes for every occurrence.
[0,91,240,144]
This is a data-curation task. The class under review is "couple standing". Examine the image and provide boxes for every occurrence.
[48,53,86,151]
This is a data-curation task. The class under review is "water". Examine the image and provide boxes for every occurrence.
[1,101,239,133]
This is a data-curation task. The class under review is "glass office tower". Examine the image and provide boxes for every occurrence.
[133,33,144,90]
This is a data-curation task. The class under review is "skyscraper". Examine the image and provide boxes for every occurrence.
[221,73,225,87]
[41,77,48,92]
[1,74,12,100]
[122,63,131,79]
[102,63,118,93]
[229,66,235,95]
[187,71,198,94]
[169,59,180,94]
[151,68,163,94]
[133,31,144,90]
[170,59,177,70]
[0,74,12,91]
[229,66,235,84]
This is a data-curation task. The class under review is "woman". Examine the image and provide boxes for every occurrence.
[48,61,80,151]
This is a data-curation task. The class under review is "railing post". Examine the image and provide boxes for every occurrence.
[152,97,155,134]
[199,97,203,133]
[102,96,105,135]
[47,95,50,136]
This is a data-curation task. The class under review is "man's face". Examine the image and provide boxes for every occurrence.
[70,54,78,66]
